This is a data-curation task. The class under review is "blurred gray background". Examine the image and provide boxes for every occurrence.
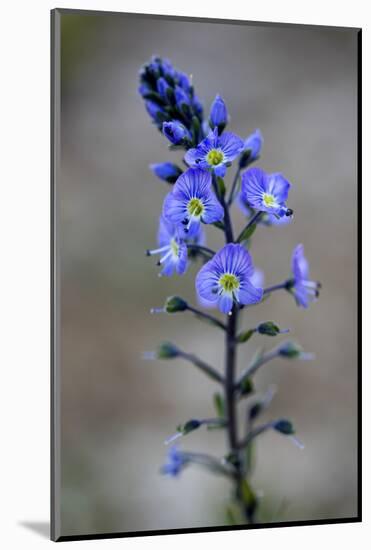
[59,12,358,536]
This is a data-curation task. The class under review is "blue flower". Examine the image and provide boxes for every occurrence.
[150,162,182,184]
[209,94,228,131]
[195,243,263,314]
[291,244,320,308]
[240,167,292,218]
[157,76,171,100]
[146,216,188,277]
[184,128,244,177]
[162,120,191,145]
[237,194,292,227]
[163,168,224,236]
[177,71,191,92]
[239,129,263,167]
[161,446,187,477]
[145,101,166,125]
[174,85,191,109]
[139,57,203,142]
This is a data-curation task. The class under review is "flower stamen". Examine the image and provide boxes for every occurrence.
[207,149,224,166]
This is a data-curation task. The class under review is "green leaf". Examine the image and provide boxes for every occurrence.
[237,223,257,243]
[213,393,225,419]
[237,329,255,343]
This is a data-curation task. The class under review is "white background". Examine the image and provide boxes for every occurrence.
[0,0,367,548]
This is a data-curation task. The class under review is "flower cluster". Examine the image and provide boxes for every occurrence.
[139,56,203,146]
[139,56,320,523]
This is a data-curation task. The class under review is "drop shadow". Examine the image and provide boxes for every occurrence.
[19,521,50,539]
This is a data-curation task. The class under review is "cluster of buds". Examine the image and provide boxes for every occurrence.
[138,56,203,147]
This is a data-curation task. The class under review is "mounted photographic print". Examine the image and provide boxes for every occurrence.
[51,9,361,542]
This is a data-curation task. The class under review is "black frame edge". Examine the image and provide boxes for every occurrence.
[50,10,362,541]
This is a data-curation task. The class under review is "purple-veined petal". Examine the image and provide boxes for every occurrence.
[218,294,233,314]
[162,192,188,224]
[237,280,263,306]
[202,193,224,224]
[241,167,269,210]
[218,131,244,161]
[268,173,291,203]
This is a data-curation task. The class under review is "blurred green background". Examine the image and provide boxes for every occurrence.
[59,12,358,536]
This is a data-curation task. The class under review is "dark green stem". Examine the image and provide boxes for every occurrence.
[236,348,280,389]
[264,280,292,295]
[178,350,225,384]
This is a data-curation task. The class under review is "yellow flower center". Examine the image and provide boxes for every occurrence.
[219,273,240,293]
[262,193,276,207]
[187,198,204,217]
[207,149,224,166]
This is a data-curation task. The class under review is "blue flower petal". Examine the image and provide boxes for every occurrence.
[218,132,244,161]
[214,164,227,178]
[202,194,225,224]
[267,173,291,203]
[210,94,228,128]
[243,129,263,161]
[218,294,233,314]
[237,280,263,305]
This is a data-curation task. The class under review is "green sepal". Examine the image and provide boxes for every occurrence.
[141,90,166,105]
[274,419,295,435]
[165,87,175,104]
[164,296,188,313]
[157,342,179,359]
[239,377,254,396]
[249,402,263,420]
[257,321,281,336]
[177,419,201,435]
[278,341,302,358]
